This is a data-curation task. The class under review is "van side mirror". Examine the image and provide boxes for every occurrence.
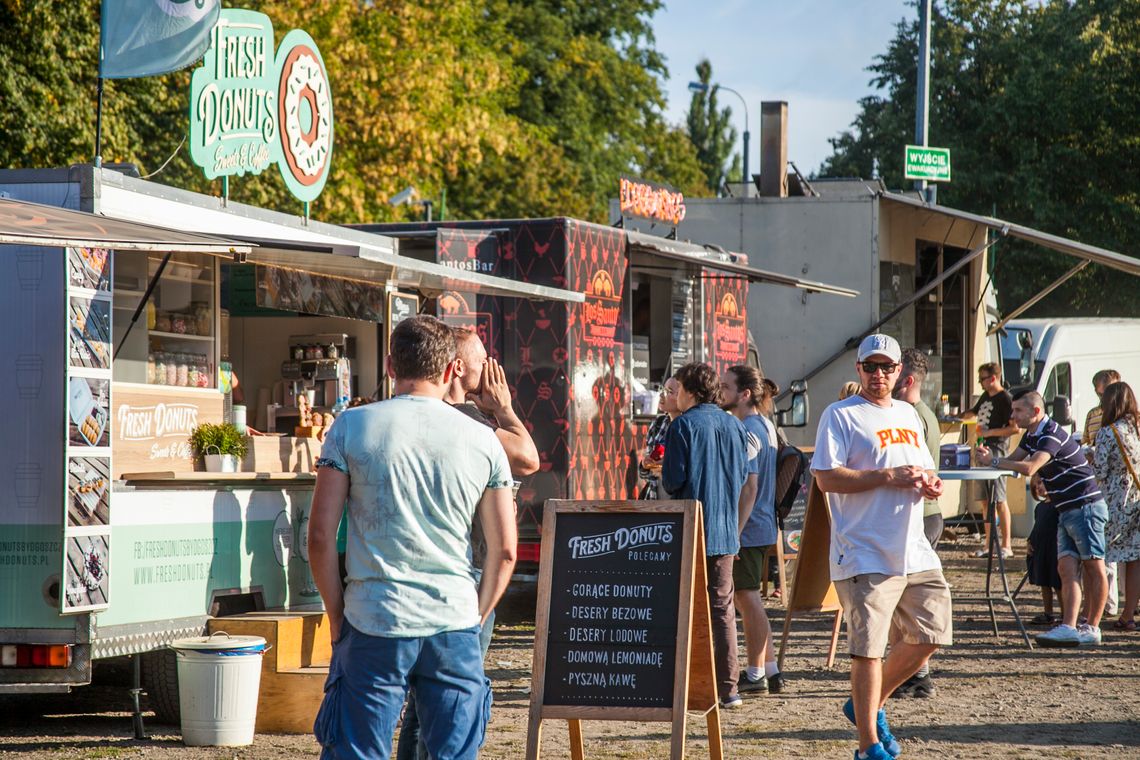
[1047,395,1074,426]
[776,380,809,428]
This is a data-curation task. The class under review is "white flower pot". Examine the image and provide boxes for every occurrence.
[204,454,238,473]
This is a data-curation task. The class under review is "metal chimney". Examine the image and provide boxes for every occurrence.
[759,101,788,198]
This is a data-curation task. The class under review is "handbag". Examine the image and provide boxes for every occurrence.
[1110,424,1140,493]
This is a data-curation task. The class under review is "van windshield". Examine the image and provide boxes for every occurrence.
[999,328,1042,388]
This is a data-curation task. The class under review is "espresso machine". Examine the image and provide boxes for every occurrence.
[271,333,354,431]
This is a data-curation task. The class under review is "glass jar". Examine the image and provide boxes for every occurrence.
[196,355,211,388]
[187,358,200,388]
[293,345,305,361]
[327,343,338,359]
[194,303,211,336]
[155,312,171,333]
[164,352,178,385]
[170,314,188,335]
[146,301,156,330]
[148,352,160,385]
[175,353,189,387]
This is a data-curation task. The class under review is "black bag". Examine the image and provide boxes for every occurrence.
[773,430,808,524]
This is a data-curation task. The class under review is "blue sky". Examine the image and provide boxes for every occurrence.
[653,0,915,177]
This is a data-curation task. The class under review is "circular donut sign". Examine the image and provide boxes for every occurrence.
[189,10,334,203]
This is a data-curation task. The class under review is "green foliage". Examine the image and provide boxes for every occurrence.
[685,59,741,193]
[0,0,703,224]
[819,0,1140,317]
[188,423,249,459]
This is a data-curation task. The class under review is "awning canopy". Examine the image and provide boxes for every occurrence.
[231,237,585,303]
[0,196,252,254]
[880,191,1140,276]
[626,230,859,297]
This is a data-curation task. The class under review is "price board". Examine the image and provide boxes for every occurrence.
[526,500,723,760]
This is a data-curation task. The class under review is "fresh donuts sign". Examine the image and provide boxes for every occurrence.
[189,9,333,203]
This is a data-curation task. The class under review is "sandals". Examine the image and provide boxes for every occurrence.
[1030,613,1056,626]
[1112,618,1137,631]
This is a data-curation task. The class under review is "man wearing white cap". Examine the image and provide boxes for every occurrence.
[812,334,953,760]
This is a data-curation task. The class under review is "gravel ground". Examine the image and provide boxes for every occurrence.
[2,534,1139,759]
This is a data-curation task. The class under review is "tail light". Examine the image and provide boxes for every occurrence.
[0,644,72,668]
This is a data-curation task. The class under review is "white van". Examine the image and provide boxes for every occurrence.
[998,318,1140,535]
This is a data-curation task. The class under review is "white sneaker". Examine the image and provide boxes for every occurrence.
[1001,547,1014,559]
[1036,624,1080,648]
[1077,624,1102,645]
[972,549,990,558]
[721,694,744,709]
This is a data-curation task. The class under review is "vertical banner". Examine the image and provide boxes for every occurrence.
[61,248,113,614]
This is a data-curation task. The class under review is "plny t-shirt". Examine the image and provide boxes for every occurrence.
[317,395,512,638]
[812,395,941,581]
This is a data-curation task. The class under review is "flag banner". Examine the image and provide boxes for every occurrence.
[100,0,220,79]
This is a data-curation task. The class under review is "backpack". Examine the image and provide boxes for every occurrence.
[773,429,808,525]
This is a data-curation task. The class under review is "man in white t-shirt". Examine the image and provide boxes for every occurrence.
[812,333,953,760]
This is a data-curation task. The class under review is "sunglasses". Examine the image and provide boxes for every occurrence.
[978,374,994,381]
[860,361,899,375]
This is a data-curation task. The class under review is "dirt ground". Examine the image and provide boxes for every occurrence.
[2,533,1138,759]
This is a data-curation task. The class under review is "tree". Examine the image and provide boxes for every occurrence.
[685,59,741,193]
[819,0,1140,317]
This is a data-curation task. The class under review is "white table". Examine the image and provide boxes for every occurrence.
[938,467,1032,649]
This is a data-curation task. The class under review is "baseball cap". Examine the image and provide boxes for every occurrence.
[856,334,901,363]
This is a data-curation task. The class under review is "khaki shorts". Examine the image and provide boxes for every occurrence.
[833,569,953,658]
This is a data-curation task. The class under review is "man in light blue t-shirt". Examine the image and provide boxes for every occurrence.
[308,315,516,760]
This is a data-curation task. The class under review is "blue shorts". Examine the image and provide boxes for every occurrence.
[314,621,491,760]
[1057,499,1108,561]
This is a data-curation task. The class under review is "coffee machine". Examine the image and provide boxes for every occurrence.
[270,333,354,431]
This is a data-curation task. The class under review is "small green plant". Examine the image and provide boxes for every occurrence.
[188,422,248,459]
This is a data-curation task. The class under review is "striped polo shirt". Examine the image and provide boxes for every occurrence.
[1017,416,1102,512]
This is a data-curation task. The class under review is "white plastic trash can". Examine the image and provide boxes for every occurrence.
[171,632,268,746]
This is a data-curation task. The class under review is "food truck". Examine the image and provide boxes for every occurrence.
[0,167,581,707]
[359,183,856,575]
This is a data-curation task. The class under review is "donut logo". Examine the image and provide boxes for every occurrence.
[590,271,615,298]
[720,293,740,317]
[275,29,334,201]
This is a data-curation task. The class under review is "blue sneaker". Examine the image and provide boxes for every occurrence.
[853,744,894,760]
[843,698,900,758]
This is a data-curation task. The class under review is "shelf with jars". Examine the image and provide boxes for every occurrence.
[111,251,218,388]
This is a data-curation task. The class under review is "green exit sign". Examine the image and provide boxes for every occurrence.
[904,145,951,182]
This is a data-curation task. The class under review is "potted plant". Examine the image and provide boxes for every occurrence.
[188,423,248,473]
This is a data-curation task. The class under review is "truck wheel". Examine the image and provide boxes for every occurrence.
[141,649,180,725]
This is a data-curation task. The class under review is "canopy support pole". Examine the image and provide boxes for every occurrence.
[987,259,1090,337]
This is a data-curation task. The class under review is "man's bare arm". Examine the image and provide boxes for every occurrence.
[476,487,518,625]
[309,468,349,642]
[738,473,758,536]
[979,445,1049,477]
[813,465,927,494]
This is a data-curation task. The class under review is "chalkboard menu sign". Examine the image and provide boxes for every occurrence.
[543,512,684,707]
[526,500,722,760]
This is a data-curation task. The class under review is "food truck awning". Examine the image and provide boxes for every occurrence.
[0,197,252,254]
[233,237,585,303]
[880,191,1140,277]
[626,230,859,297]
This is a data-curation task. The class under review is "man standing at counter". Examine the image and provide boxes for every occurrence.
[308,315,517,760]
[661,362,752,709]
[812,334,951,760]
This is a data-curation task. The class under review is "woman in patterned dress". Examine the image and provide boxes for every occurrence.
[1093,381,1140,630]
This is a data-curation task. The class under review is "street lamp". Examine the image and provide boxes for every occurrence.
[688,80,750,192]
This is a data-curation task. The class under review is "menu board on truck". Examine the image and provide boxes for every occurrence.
[62,247,113,614]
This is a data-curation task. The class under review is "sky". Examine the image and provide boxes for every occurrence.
[653,0,916,177]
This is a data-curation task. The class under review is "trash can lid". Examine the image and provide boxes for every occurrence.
[171,631,267,652]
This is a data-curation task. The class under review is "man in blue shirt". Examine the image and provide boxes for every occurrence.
[978,389,1108,647]
[661,362,751,708]
[720,365,785,695]
[308,316,517,759]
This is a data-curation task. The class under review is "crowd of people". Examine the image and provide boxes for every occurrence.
[300,313,1138,759]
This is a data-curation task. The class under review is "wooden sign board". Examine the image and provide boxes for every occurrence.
[777,481,844,668]
[110,383,223,478]
[526,500,722,760]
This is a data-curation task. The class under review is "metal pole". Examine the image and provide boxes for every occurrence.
[94,78,105,168]
[715,85,749,194]
[915,0,932,196]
